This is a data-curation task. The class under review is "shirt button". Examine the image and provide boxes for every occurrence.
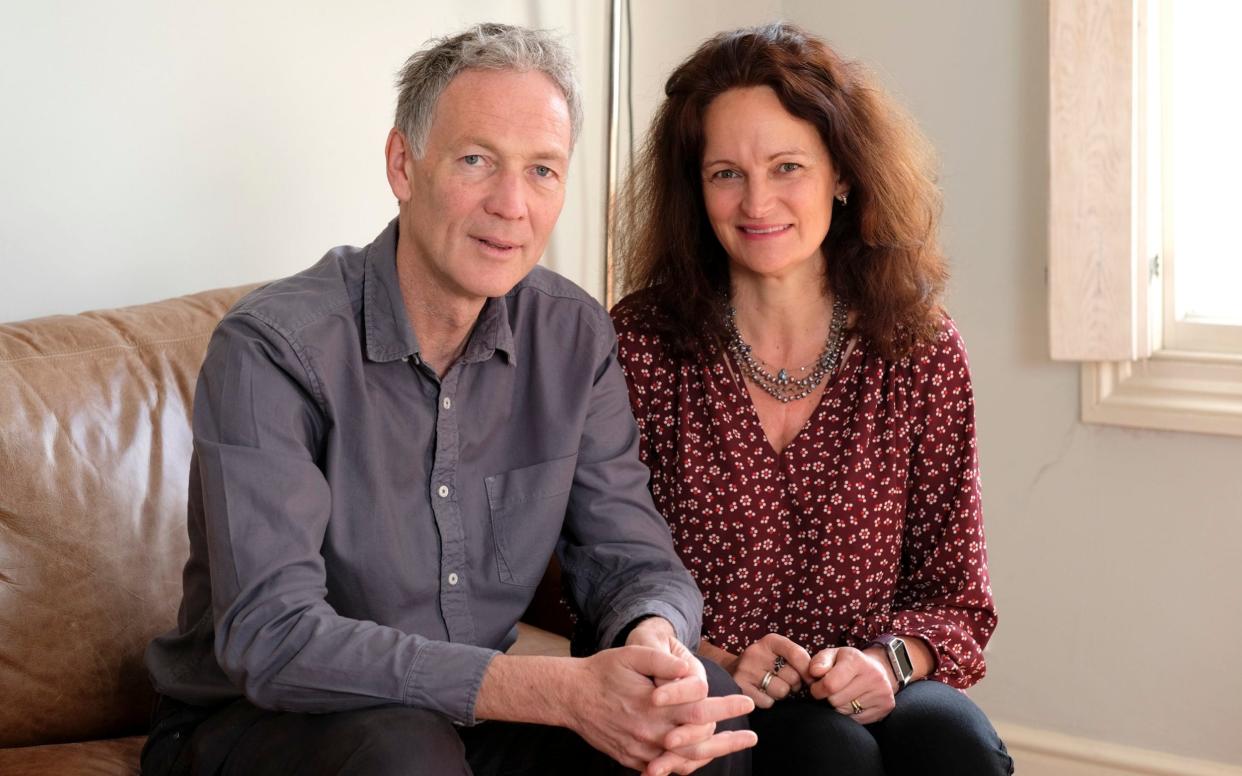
[447,572,459,586]
[437,485,449,498]
[442,397,452,410]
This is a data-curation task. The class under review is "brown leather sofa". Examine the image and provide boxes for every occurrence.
[0,285,259,773]
[0,285,571,774]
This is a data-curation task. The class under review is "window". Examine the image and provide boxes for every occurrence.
[1159,0,1242,355]
[1049,0,1242,437]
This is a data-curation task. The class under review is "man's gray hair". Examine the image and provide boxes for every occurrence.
[395,23,583,156]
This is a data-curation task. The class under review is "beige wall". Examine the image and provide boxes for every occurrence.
[0,0,606,321]
[777,0,1242,764]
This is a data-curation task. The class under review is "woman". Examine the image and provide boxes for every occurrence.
[611,22,1011,775]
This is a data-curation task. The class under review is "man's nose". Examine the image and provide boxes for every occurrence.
[484,169,526,220]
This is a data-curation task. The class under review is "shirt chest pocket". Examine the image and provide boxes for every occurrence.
[484,454,577,587]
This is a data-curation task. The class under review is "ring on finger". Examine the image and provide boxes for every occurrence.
[760,671,775,693]
[773,655,786,673]
[850,698,863,715]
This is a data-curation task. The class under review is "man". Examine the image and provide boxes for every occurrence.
[141,23,755,776]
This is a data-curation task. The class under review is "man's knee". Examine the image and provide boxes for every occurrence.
[701,655,738,695]
[327,710,466,774]
[235,700,469,774]
[693,656,752,775]
[699,656,747,732]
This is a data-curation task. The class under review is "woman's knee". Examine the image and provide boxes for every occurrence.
[878,681,1013,775]
[751,699,884,775]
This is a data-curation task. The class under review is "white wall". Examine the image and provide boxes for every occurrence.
[777,0,1242,766]
[0,0,605,322]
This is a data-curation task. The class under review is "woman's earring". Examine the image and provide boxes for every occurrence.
[836,192,849,206]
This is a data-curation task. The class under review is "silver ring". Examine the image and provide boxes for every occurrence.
[760,671,775,693]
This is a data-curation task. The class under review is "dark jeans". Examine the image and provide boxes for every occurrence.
[141,657,751,776]
[749,680,1013,775]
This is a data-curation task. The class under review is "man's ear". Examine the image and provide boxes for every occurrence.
[385,127,414,202]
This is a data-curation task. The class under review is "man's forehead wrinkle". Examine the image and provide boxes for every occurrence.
[456,95,569,131]
[440,106,571,161]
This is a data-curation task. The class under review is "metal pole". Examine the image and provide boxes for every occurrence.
[604,0,623,307]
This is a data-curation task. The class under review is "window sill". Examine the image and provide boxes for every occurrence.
[1082,348,1242,436]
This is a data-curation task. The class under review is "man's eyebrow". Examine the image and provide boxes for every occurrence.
[459,137,499,154]
[458,137,568,164]
[531,150,570,166]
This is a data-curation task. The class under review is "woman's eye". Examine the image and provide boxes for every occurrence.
[714,169,740,180]
[778,162,801,173]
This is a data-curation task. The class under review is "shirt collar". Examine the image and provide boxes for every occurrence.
[363,218,516,366]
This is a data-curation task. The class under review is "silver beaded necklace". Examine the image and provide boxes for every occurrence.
[725,295,848,404]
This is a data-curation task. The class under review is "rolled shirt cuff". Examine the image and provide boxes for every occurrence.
[598,599,697,653]
[403,640,501,726]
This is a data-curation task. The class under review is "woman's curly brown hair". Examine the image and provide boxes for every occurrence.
[615,22,947,361]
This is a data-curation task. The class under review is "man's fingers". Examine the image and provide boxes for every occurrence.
[651,673,709,706]
[621,741,665,772]
[670,729,759,764]
[625,645,696,681]
[645,729,759,776]
[669,693,754,725]
[662,720,715,750]
[643,752,691,776]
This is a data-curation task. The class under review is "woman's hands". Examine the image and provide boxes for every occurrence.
[704,634,932,724]
[806,646,897,724]
[701,634,811,709]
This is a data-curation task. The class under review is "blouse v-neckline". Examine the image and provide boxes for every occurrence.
[719,336,862,461]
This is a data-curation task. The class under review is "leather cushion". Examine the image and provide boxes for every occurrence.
[0,735,144,775]
[0,285,258,747]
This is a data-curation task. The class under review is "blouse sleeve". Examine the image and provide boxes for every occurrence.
[877,318,997,689]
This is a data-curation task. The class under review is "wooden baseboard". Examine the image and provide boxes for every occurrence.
[996,722,1242,776]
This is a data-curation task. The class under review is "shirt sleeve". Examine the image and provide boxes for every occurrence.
[195,312,498,724]
[556,306,703,652]
[849,318,996,689]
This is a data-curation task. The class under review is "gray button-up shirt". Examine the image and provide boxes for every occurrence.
[145,220,702,725]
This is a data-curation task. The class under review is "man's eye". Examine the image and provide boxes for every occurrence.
[463,154,482,165]
[534,165,553,178]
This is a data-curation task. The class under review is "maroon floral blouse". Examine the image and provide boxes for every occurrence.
[612,297,996,689]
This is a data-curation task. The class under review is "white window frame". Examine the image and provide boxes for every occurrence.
[1049,0,1242,437]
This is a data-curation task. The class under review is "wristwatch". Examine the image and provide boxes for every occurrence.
[872,634,914,691]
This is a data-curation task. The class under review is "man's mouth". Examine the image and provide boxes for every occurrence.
[474,236,518,251]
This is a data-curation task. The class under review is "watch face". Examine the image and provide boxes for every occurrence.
[892,640,914,678]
